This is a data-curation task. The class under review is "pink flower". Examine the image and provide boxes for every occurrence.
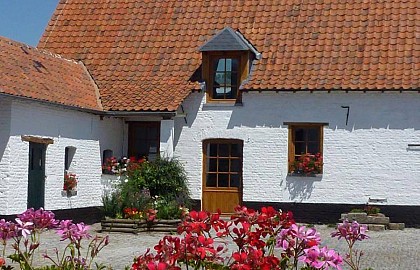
[15,218,33,238]
[331,219,369,246]
[56,220,91,242]
[300,246,343,269]
[17,208,58,230]
[0,219,18,242]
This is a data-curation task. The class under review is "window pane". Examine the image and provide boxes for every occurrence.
[295,128,306,141]
[218,174,229,187]
[231,58,239,71]
[219,144,229,157]
[206,174,217,187]
[295,142,306,155]
[231,144,242,157]
[225,87,232,97]
[308,128,320,141]
[230,72,238,87]
[231,159,241,173]
[226,58,232,71]
[308,142,320,154]
[225,71,232,84]
[209,144,217,157]
[219,159,229,172]
[208,158,217,172]
[230,174,240,187]
[214,59,226,72]
[214,87,225,97]
[214,72,225,85]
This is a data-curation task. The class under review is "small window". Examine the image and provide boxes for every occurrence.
[211,57,239,99]
[64,146,76,171]
[102,149,113,164]
[203,139,243,188]
[102,149,113,174]
[288,124,323,174]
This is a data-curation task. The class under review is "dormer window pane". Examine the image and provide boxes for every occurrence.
[211,57,239,100]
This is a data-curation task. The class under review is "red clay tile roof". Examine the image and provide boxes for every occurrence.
[0,36,102,111]
[39,0,419,111]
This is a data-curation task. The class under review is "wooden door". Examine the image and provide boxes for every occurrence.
[202,139,243,213]
[28,142,46,209]
[128,122,160,161]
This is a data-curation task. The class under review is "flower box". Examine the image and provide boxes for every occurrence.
[100,218,181,234]
[61,190,77,197]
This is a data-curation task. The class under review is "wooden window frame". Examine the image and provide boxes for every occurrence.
[202,51,249,104]
[128,121,161,160]
[288,124,324,173]
[202,139,243,190]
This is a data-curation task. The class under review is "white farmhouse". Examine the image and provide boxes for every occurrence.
[1,0,419,225]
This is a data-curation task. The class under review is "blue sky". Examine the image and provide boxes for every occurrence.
[0,0,59,46]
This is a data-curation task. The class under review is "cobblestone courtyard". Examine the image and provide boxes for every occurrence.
[4,223,419,270]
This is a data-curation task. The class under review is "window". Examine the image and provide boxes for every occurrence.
[288,124,323,174]
[203,139,243,188]
[211,57,239,100]
[128,122,160,161]
[64,146,76,171]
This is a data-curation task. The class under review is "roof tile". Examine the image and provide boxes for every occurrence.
[37,0,418,111]
[0,36,101,111]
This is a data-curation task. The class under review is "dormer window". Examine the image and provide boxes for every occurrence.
[211,55,239,100]
[199,27,261,103]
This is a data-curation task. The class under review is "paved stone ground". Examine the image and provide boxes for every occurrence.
[4,224,420,269]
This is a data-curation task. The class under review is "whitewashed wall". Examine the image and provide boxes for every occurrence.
[0,99,11,212]
[0,99,124,215]
[174,92,420,206]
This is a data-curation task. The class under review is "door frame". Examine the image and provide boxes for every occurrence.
[202,139,243,213]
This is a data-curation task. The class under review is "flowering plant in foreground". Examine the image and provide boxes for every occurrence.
[331,220,369,270]
[131,205,368,270]
[0,208,109,269]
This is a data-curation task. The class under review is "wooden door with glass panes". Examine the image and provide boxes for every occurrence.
[202,139,243,213]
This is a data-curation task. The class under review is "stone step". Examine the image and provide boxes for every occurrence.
[388,223,405,230]
[366,216,390,225]
[367,224,386,231]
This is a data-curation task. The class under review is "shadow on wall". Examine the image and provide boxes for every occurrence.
[227,93,420,131]
[285,176,322,201]
[174,93,203,149]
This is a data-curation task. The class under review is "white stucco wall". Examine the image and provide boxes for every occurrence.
[0,99,124,215]
[0,98,11,212]
[174,92,420,206]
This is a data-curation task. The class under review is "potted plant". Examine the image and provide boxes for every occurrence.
[63,171,77,196]
[291,152,323,176]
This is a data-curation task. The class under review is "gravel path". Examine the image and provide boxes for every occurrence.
[4,224,420,269]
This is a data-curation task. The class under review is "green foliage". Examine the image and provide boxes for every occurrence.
[350,208,365,213]
[364,206,380,215]
[154,197,183,220]
[101,191,122,218]
[102,157,190,219]
[139,157,190,199]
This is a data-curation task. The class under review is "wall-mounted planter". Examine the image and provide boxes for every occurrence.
[61,190,77,197]
[100,218,181,234]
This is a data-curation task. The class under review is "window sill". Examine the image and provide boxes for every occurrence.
[287,173,323,180]
[203,102,242,108]
[62,190,77,197]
